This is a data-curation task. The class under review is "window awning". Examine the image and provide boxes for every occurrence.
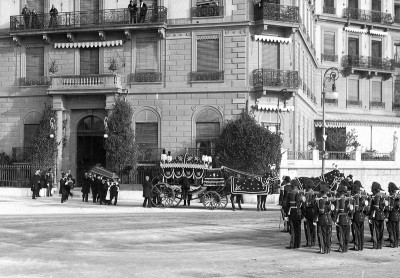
[344,27,368,34]
[253,35,292,44]
[252,104,294,112]
[314,114,400,128]
[370,29,388,36]
[54,40,123,49]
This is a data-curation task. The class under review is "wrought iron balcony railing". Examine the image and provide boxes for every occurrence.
[323,6,336,15]
[18,76,51,86]
[343,7,392,25]
[252,69,299,88]
[370,101,385,109]
[347,99,362,107]
[320,151,356,160]
[10,7,167,32]
[130,72,162,83]
[50,74,122,89]
[342,55,394,71]
[324,98,338,106]
[190,71,224,82]
[322,53,338,62]
[254,3,299,23]
[191,5,224,17]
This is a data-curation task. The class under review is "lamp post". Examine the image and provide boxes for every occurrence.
[103,117,109,139]
[321,67,339,175]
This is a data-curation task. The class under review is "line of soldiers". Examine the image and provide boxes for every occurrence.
[281,176,400,253]
[79,173,120,205]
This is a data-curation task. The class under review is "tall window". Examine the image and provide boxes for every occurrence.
[27,0,44,12]
[323,31,336,61]
[136,39,158,73]
[197,35,219,72]
[371,40,382,58]
[324,0,334,8]
[348,37,359,56]
[26,47,44,78]
[395,4,400,19]
[80,48,99,75]
[135,110,159,150]
[80,0,99,10]
[196,109,221,156]
[348,0,358,9]
[371,81,382,102]
[24,111,42,148]
[262,42,280,69]
[395,45,400,64]
[348,79,360,101]
[372,0,381,11]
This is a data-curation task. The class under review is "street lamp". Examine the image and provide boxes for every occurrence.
[321,67,339,175]
[103,117,109,139]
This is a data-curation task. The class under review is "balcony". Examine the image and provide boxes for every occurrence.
[347,99,363,107]
[254,3,299,23]
[190,71,224,82]
[252,69,299,89]
[130,72,162,83]
[323,6,336,15]
[324,98,338,106]
[342,55,394,71]
[10,7,167,33]
[191,5,224,17]
[49,74,122,94]
[321,53,338,62]
[18,76,51,86]
[370,101,385,109]
[343,8,392,25]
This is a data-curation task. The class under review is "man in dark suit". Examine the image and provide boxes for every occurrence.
[81,172,91,202]
[142,175,152,208]
[49,4,58,27]
[21,4,30,28]
[128,1,138,23]
[31,170,41,199]
[138,0,147,23]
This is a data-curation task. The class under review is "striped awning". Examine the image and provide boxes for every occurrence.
[54,40,123,49]
[370,29,388,36]
[253,104,294,112]
[344,27,368,34]
[314,114,400,128]
[253,35,292,44]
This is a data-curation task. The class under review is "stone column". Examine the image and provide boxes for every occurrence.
[52,95,65,183]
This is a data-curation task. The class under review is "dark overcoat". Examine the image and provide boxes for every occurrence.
[142,180,152,198]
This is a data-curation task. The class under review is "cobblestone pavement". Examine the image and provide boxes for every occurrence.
[0,196,399,278]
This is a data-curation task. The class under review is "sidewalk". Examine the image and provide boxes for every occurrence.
[0,195,280,216]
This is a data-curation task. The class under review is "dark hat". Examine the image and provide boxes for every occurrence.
[284,176,291,183]
[352,180,362,194]
[304,178,315,191]
[337,184,348,194]
[353,180,362,188]
[290,179,301,189]
[388,182,399,192]
[347,174,353,179]
[320,182,330,193]
[340,179,350,188]
[371,182,382,192]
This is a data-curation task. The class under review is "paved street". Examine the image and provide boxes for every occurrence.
[0,196,399,278]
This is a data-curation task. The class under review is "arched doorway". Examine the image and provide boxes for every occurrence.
[76,116,106,183]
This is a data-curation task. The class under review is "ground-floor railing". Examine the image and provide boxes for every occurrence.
[0,164,36,187]
[287,151,312,160]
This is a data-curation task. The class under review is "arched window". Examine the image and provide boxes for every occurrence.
[135,109,159,150]
[196,108,221,155]
[24,111,42,148]
[77,116,104,135]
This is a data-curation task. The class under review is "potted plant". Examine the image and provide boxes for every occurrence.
[48,60,59,75]
[108,57,119,73]
[307,139,319,150]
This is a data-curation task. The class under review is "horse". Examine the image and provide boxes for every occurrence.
[257,171,281,211]
[296,169,342,194]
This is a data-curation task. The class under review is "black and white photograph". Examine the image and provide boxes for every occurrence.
[1,0,400,277]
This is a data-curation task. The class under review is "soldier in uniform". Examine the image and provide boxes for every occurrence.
[284,179,303,249]
[385,182,400,248]
[302,178,316,247]
[334,183,352,252]
[351,180,368,251]
[370,182,385,249]
[315,182,335,254]
[279,176,291,232]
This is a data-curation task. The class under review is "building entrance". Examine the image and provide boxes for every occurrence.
[76,116,106,184]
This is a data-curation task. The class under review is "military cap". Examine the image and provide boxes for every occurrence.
[388,182,399,192]
[371,181,382,192]
[284,176,291,183]
[320,182,330,193]
[290,179,301,189]
[304,178,315,191]
[352,180,362,194]
[337,184,348,194]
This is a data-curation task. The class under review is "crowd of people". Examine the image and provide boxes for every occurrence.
[30,168,53,199]
[280,175,400,253]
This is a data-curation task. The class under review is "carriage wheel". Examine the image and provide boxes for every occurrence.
[202,191,221,210]
[218,194,228,209]
[151,183,176,208]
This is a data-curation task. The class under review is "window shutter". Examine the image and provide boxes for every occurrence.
[372,0,381,12]
[136,123,158,149]
[324,0,334,7]
[348,79,359,100]
[372,41,382,58]
[349,0,358,9]
[324,32,335,55]
[136,41,158,72]
[27,0,44,13]
[371,81,382,102]
[197,38,219,72]
[80,0,99,11]
[26,47,44,78]
[196,123,220,140]
[262,42,279,69]
[348,38,359,56]
[80,49,99,75]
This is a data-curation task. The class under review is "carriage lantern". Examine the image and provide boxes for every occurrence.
[161,149,167,163]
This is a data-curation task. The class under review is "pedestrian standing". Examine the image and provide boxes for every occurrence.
[21,4,30,28]
[45,168,53,197]
[109,179,120,205]
[351,180,367,251]
[315,182,334,254]
[60,173,68,203]
[81,172,90,202]
[138,0,147,23]
[386,182,400,248]
[284,179,302,249]
[128,1,138,23]
[302,178,316,247]
[142,175,152,208]
[334,183,351,253]
[370,182,385,249]
[91,174,98,203]
[49,4,58,27]
[181,176,190,206]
